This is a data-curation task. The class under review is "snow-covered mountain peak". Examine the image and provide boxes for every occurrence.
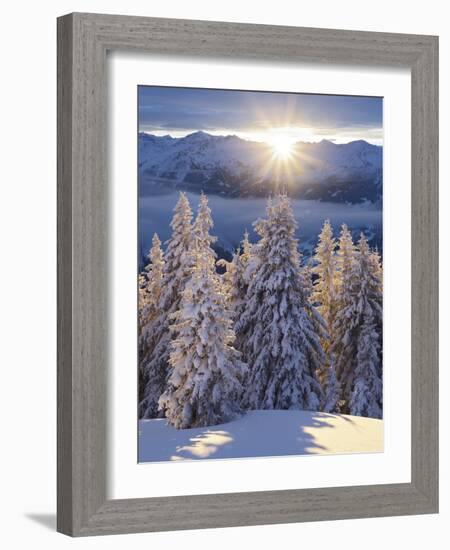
[179,130,213,142]
[139,132,382,204]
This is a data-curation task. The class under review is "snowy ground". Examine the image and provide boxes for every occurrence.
[139,410,383,463]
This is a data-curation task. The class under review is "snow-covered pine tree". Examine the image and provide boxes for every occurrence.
[368,247,383,384]
[159,201,246,429]
[368,249,383,334]
[369,247,383,282]
[348,235,383,417]
[300,263,329,366]
[333,231,383,417]
[139,192,193,419]
[332,224,357,411]
[240,229,253,283]
[334,223,356,306]
[321,363,341,414]
[138,272,150,402]
[237,194,324,411]
[138,273,150,330]
[139,233,164,330]
[217,231,252,323]
[138,233,164,401]
[350,317,382,418]
[217,250,243,314]
[191,192,217,267]
[311,220,340,412]
[312,220,338,330]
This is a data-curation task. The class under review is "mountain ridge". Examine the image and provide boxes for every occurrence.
[139,131,382,204]
[140,130,381,148]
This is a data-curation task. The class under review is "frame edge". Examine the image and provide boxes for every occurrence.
[410,34,439,512]
[57,12,74,537]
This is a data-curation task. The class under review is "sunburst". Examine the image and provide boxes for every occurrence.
[269,136,295,160]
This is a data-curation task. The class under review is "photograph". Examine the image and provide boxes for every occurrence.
[137,85,384,462]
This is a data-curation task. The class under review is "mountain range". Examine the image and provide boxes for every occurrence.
[139,131,382,204]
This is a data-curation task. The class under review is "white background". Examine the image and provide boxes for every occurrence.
[109,54,411,499]
[0,1,447,549]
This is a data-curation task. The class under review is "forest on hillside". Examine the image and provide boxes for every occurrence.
[138,192,383,430]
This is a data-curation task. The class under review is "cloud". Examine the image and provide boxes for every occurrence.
[138,86,383,144]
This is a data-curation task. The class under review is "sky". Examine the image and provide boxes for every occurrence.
[138,86,383,145]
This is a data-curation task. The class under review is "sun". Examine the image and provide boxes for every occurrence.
[269,136,294,160]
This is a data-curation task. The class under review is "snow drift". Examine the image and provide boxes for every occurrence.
[138,410,383,462]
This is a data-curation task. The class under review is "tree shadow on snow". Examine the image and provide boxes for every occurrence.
[139,410,339,462]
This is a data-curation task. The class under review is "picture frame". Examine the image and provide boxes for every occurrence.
[57,12,438,536]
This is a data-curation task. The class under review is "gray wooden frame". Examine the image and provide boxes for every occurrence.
[57,12,438,537]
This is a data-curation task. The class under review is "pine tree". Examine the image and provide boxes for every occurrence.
[312,220,338,329]
[217,250,243,314]
[217,231,252,323]
[321,364,341,414]
[301,263,329,367]
[138,233,164,401]
[350,318,382,418]
[237,194,324,411]
[370,247,383,282]
[240,229,253,283]
[138,273,150,330]
[139,233,164,329]
[368,247,383,385]
[191,192,217,267]
[333,231,383,416]
[300,262,336,412]
[349,237,383,417]
[334,224,356,308]
[139,192,193,419]
[311,220,340,412]
[369,249,383,336]
[332,224,357,411]
[159,201,245,429]
[138,272,150,403]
